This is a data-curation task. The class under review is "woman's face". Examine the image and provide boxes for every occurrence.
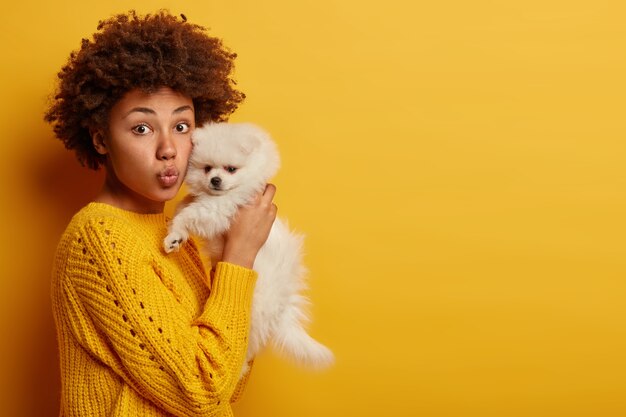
[94,87,195,213]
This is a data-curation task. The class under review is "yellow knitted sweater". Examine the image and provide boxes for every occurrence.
[51,202,256,417]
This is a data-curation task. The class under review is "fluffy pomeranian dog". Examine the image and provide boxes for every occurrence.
[164,122,333,375]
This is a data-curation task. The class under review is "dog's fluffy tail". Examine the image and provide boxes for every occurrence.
[272,306,334,369]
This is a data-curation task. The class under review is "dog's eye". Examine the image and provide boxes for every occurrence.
[204,166,212,173]
[225,166,238,173]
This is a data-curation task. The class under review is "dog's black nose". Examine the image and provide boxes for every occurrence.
[210,177,222,187]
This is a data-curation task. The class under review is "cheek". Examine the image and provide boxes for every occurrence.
[179,139,193,162]
[107,147,141,173]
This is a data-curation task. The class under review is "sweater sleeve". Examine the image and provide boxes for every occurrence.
[230,360,254,403]
[61,218,256,417]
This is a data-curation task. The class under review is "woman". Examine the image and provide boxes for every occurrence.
[45,10,275,417]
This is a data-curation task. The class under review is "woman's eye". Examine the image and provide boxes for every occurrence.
[204,166,212,173]
[175,123,190,133]
[132,124,152,135]
[226,166,238,173]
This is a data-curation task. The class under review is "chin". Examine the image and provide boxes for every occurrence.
[154,187,181,203]
[164,122,334,376]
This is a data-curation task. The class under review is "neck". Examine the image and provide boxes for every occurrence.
[94,172,165,214]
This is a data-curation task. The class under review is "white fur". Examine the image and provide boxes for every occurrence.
[164,122,334,376]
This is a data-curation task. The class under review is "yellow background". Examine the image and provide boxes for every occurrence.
[1,0,625,416]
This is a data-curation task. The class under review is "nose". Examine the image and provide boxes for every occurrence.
[210,177,222,187]
[157,132,177,161]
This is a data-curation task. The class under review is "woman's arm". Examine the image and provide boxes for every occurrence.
[63,226,255,417]
[230,359,254,403]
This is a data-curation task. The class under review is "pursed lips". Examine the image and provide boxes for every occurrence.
[158,166,179,187]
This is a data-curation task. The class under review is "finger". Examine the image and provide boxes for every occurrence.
[262,183,276,201]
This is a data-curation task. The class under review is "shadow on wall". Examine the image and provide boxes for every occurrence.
[24,142,103,415]
[33,146,105,225]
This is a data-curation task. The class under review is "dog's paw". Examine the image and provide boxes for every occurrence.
[163,233,185,253]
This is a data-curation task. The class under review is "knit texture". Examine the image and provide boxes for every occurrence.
[51,202,257,417]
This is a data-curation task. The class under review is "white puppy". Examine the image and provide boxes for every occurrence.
[164,122,334,375]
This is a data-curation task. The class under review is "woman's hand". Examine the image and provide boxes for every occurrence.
[221,184,277,269]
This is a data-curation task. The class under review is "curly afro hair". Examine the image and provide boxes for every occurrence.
[45,10,245,170]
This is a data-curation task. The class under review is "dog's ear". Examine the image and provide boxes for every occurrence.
[91,129,108,155]
[191,129,202,147]
[238,132,261,155]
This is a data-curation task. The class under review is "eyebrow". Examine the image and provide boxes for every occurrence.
[123,105,194,118]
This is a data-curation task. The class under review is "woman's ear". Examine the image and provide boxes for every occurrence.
[91,129,108,155]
